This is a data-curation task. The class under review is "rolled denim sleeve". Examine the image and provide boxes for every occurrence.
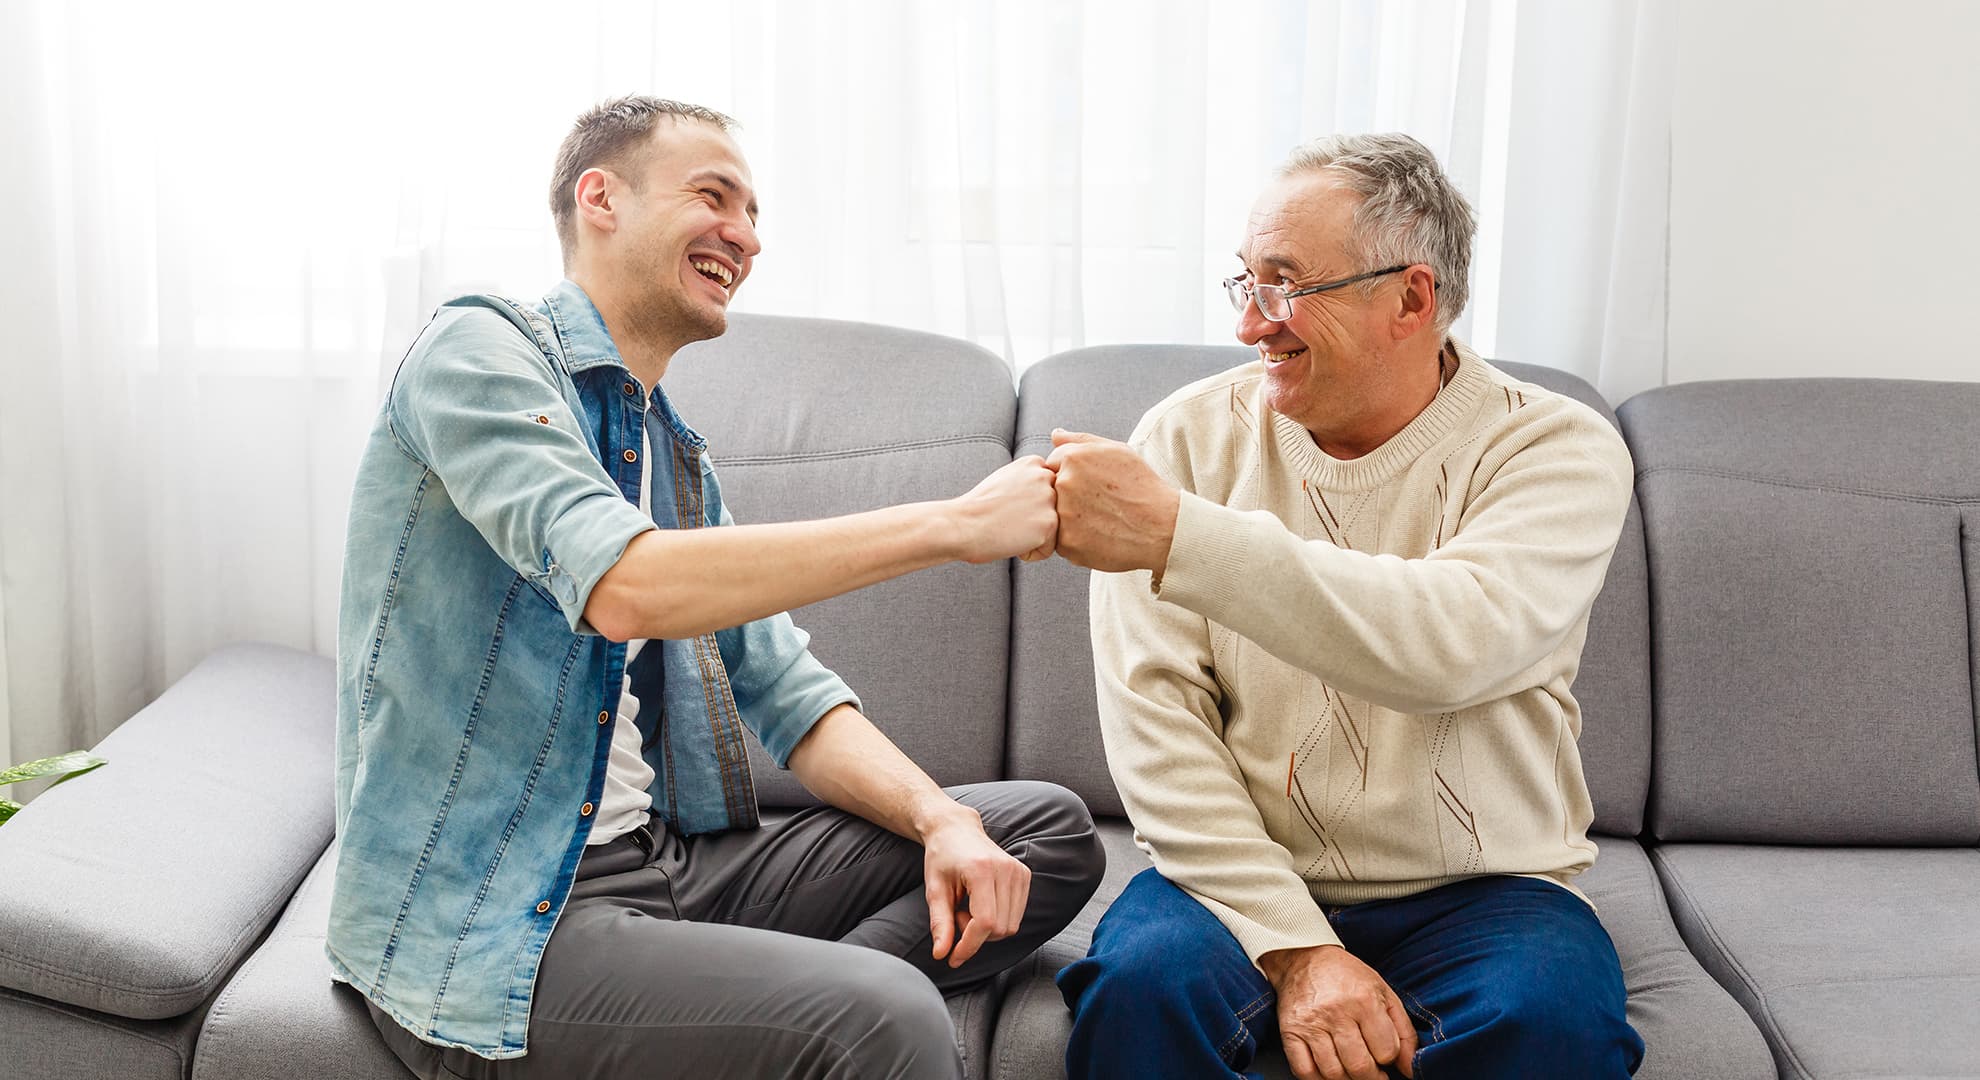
[386,307,653,632]
[719,614,861,766]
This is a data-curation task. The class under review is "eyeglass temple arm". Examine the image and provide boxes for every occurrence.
[1285,264,1414,298]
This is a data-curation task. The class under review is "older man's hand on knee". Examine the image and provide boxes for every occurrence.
[1259,945,1418,1080]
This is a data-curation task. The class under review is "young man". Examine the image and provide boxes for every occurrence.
[1049,134,1643,1080]
[330,96,1101,1080]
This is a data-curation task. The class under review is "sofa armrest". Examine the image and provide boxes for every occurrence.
[0,643,335,1019]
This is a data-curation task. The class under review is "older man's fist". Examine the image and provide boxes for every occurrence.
[1043,429,1181,575]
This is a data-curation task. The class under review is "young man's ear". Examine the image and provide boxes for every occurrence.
[573,168,618,240]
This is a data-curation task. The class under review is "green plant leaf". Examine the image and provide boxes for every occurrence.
[0,799,19,824]
[0,751,107,788]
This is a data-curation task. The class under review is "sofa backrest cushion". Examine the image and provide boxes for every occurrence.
[1006,349,1654,836]
[1621,378,1980,844]
[665,314,1018,807]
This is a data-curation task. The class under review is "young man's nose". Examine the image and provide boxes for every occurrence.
[724,214,762,260]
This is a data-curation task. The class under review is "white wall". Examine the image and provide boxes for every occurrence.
[1668,0,1980,384]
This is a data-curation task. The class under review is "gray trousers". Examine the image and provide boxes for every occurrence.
[368,780,1103,1080]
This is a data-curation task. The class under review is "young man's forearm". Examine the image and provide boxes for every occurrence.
[584,454,1057,642]
[586,501,955,642]
[785,703,978,843]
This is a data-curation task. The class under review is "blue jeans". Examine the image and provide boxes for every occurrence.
[1058,869,1644,1080]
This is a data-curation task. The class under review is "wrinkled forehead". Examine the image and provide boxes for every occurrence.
[1240,171,1359,277]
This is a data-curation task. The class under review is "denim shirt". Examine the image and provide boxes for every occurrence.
[329,280,857,1057]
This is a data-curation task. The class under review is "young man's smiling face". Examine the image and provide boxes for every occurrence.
[608,120,761,347]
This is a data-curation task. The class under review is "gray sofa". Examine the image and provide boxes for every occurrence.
[3,313,1974,1080]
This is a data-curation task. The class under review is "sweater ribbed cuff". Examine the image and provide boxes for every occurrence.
[1153,491,1253,612]
[1203,883,1342,969]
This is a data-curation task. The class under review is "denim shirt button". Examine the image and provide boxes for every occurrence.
[622,449,637,463]
[597,710,611,725]
[580,802,594,816]
[621,381,637,396]
[535,900,551,914]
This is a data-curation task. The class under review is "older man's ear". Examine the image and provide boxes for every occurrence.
[1043,429,1181,575]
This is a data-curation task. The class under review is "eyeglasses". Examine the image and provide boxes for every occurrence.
[1222,264,1413,322]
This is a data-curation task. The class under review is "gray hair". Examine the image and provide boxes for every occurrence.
[550,96,738,267]
[1277,133,1476,331]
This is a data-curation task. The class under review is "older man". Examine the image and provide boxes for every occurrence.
[1048,134,1644,1080]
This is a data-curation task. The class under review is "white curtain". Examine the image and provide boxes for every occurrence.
[0,0,1671,783]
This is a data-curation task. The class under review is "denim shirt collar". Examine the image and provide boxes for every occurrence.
[539,278,708,453]
[540,278,625,376]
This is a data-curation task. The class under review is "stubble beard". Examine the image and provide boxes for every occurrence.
[622,245,727,352]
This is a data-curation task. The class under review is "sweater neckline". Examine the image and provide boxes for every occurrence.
[1268,342,1491,491]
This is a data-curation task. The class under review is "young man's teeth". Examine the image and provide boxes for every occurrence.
[691,259,733,287]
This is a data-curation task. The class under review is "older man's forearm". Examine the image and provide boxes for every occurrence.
[1150,440,1631,715]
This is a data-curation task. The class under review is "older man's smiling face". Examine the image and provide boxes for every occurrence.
[1233,172,1398,432]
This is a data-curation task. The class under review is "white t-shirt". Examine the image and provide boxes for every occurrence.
[586,422,658,845]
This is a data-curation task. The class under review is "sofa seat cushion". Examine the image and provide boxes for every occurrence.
[195,828,1007,1080]
[1654,844,1980,1080]
[990,822,1772,1080]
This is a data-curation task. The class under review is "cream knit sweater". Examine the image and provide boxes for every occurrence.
[1089,342,1634,965]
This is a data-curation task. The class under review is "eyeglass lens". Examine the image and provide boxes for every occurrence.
[1225,278,1289,322]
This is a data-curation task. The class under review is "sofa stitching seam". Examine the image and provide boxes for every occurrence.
[0,986,194,1066]
[1637,465,1980,505]
[1765,971,1980,993]
[708,433,1011,466]
[952,986,972,1073]
[991,954,1049,1078]
[1655,853,1815,1080]
[188,915,280,1080]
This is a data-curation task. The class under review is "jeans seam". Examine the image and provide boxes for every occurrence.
[1397,985,1446,1078]
[1215,989,1276,1060]
[1401,987,1444,1040]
